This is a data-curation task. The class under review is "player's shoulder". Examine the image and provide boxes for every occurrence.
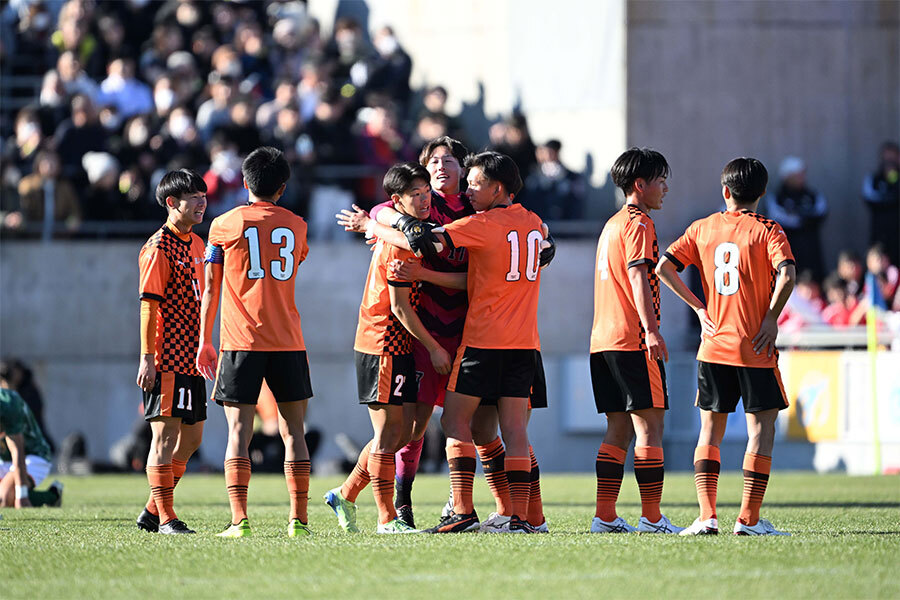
[141,225,168,251]
[741,210,783,234]
[622,204,655,232]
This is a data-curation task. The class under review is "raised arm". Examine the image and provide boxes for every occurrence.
[196,261,223,380]
[389,284,452,374]
[389,259,467,290]
[627,264,668,362]
[336,204,413,251]
[752,263,796,357]
[656,256,716,338]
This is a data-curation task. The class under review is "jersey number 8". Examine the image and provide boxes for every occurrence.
[244,227,295,281]
[714,242,740,296]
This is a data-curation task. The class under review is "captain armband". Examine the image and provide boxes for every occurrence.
[205,243,224,264]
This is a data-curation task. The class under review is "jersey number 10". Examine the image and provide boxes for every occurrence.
[244,227,295,281]
[506,230,542,282]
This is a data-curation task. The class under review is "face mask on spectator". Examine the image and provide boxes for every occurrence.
[100,111,122,131]
[155,88,176,112]
[375,35,398,57]
[128,125,149,146]
[169,115,193,139]
[17,122,39,143]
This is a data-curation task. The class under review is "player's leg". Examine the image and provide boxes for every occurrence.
[630,407,670,528]
[497,395,532,531]
[735,407,785,535]
[146,416,183,529]
[277,399,311,534]
[370,403,414,532]
[471,405,512,520]
[221,403,255,533]
[0,470,14,507]
[526,356,549,530]
[394,400,434,527]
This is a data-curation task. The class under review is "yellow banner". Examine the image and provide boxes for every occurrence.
[785,352,841,441]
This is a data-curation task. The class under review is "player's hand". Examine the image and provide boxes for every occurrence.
[196,342,218,381]
[136,354,156,392]
[752,313,779,357]
[396,216,441,261]
[429,345,452,375]
[694,307,716,339]
[646,330,669,362]
[15,496,32,509]
[336,204,370,233]
[389,258,423,282]
[539,223,556,268]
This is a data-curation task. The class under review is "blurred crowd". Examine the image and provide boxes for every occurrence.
[0,0,586,239]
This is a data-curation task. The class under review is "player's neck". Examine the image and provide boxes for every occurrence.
[248,194,278,205]
[165,217,192,236]
[725,200,759,213]
[434,186,460,198]
[626,197,649,213]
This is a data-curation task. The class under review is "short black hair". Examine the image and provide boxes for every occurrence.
[155,168,207,208]
[721,157,768,204]
[383,162,430,197]
[464,151,522,196]
[242,146,290,197]
[610,147,670,195]
[418,136,468,169]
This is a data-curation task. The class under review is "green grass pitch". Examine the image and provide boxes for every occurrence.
[2,472,898,599]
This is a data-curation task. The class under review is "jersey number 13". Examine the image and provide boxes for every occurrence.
[244,227,295,281]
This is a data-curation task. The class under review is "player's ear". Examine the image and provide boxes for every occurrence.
[635,178,645,192]
[722,185,731,200]
[243,179,249,190]
[165,195,177,210]
[276,182,286,197]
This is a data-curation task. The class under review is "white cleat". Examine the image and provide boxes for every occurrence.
[679,517,719,535]
[637,514,684,534]
[532,520,549,533]
[440,496,453,519]
[733,518,791,536]
[479,512,512,533]
[590,516,637,533]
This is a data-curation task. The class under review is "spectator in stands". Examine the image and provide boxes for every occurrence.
[234,19,272,95]
[94,13,135,74]
[822,274,856,327]
[765,156,828,280]
[368,26,412,110]
[325,17,371,92]
[202,135,245,216]
[835,250,865,298]
[55,50,98,101]
[166,51,203,108]
[418,86,464,140]
[861,141,899,266]
[864,243,899,308]
[489,112,537,181]
[778,270,826,332]
[53,94,106,183]
[138,22,184,84]
[297,60,325,123]
[197,71,236,142]
[81,151,127,220]
[38,70,68,125]
[97,57,153,120]
[356,103,409,204]
[6,107,43,177]
[13,149,81,233]
[50,0,102,78]
[521,139,587,221]
[156,106,206,172]
[256,77,298,137]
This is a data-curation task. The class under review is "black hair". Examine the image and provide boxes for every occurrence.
[720,157,768,204]
[418,136,468,169]
[610,147,670,195]
[464,151,523,196]
[155,168,207,208]
[823,273,847,294]
[383,162,430,197]
[838,249,861,263]
[242,146,290,198]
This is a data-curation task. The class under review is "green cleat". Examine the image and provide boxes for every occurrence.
[377,517,419,534]
[217,518,252,538]
[323,487,359,533]
[288,518,312,537]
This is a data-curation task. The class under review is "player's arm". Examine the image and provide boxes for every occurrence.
[752,263,796,357]
[389,259,467,290]
[656,257,716,338]
[136,299,159,392]
[389,284,452,374]
[197,257,223,381]
[627,264,668,362]
[5,432,32,508]
[336,204,413,250]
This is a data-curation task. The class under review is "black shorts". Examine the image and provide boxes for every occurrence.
[356,351,416,406]
[696,361,789,413]
[144,372,207,425]
[213,350,313,405]
[481,351,548,409]
[591,350,668,413]
[448,347,537,400]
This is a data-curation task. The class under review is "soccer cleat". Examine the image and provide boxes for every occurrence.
[440,495,454,519]
[590,516,637,533]
[425,511,480,534]
[679,517,719,536]
[159,519,196,534]
[479,512,512,533]
[638,514,685,534]
[323,487,359,533]
[48,480,64,507]
[396,504,415,529]
[532,520,550,533]
[217,519,252,538]
[288,519,312,537]
[376,518,419,534]
[733,518,791,536]
[136,507,160,533]
[506,516,535,534]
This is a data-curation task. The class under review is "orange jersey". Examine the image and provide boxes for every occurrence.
[442,204,544,350]
[207,201,309,351]
[354,239,418,355]
[665,210,795,367]
[139,223,205,375]
[590,205,660,352]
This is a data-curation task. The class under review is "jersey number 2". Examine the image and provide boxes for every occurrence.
[506,230,542,282]
[714,242,739,296]
[244,227,295,281]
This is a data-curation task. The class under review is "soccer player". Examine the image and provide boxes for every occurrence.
[589,148,682,534]
[657,157,796,536]
[135,168,208,535]
[0,388,62,508]
[197,147,314,538]
[325,162,451,534]
[423,151,546,534]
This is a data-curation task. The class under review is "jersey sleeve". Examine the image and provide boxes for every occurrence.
[139,246,170,301]
[623,216,656,269]
[369,200,393,222]
[386,245,416,287]
[442,215,486,251]
[296,219,309,263]
[0,393,26,435]
[767,224,795,271]
[664,223,699,272]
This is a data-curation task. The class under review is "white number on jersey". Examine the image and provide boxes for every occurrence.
[244,226,296,281]
[714,242,740,296]
[505,229,542,282]
[177,387,192,411]
[597,229,611,281]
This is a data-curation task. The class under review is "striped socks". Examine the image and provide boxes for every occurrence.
[147,464,176,524]
[594,443,626,521]
[224,456,251,525]
[447,440,477,515]
[505,456,532,520]
[367,451,397,525]
[694,445,720,521]
[284,459,311,523]
[634,446,664,522]
[739,452,772,526]
[341,441,372,503]
[475,437,511,516]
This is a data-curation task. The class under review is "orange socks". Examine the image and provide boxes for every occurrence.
[739,452,772,526]
[341,441,372,503]
[447,440,477,515]
[475,437,511,516]
[504,456,531,520]
[145,458,188,516]
[694,445,720,521]
[634,446,664,522]
[367,451,397,524]
[224,456,251,524]
[526,446,544,527]
[284,460,311,523]
[594,443,626,521]
[147,464,176,524]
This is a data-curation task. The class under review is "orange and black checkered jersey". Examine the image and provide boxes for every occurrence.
[441,204,544,350]
[354,239,419,356]
[590,204,660,353]
[207,201,309,352]
[139,223,206,375]
[664,210,795,368]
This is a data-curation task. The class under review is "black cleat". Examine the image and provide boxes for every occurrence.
[137,508,160,533]
[507,516,536,534]
[159,519,196,534]
[48,480,64,507]
[396,505,415,529]
[425,511,480,534]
